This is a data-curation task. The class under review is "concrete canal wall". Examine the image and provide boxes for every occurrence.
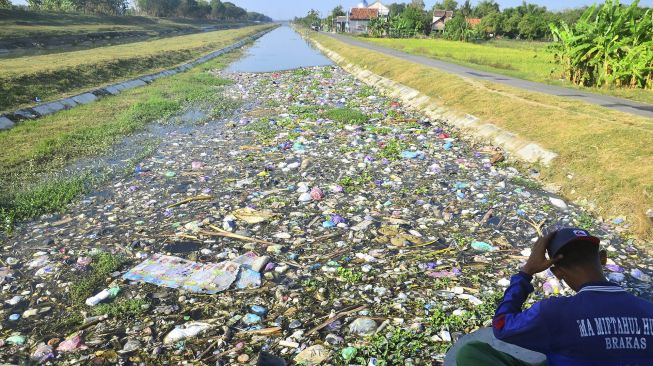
[0,26,277,131]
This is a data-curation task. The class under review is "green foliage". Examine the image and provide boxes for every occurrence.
[0,0,11,8]
[510,176,542,190]
[295,9,321,29]
[550,0,653,89]
[355,328,427,365]
[324,108,368,124]
[28,0,127,15]
[387,4,431,38]
[473,0,499,18]
[577,212,594,230]
[428,291,503,334]
[443,14,482,42]
[365,125,392,135]
[337,267,363,283]
[0,174,89,233]
[368,16,389,37]
[379,139,406,160]
[70,252,126,305]
[93,298,148,317]
[338,171,374,191]
[134,0,255,19]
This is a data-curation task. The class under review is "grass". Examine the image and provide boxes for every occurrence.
[379,139,406,160]
[93,298,149,318]
[70,252,126,304]
[310,32,653,242]
[354,328,428,365]
[0,8,249,39]
[510,176,543,191]
[44,252,142,332]
[324,107,368,124]
[358,37,653,105]
[0,24,274,112]
[0,50,243,233]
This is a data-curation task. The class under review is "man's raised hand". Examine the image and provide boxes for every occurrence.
[521,232,563,276]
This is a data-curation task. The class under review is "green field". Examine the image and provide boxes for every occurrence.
[0,8,240,39]
[361,37,653,105]
[0,24,274,112]
[310,31,653,242]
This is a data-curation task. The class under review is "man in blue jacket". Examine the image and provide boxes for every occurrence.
[456,227,653,365]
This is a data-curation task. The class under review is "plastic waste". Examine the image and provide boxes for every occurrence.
[341,346,357,361]
[57,335,85,352]
[6,334,26,345]
[85,287,120,306]
[32,343,54,362]
[163,322,212,344]
[471,241,497,252]
[349,318,377,336]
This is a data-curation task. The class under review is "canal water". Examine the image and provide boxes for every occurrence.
[225,24,332,73]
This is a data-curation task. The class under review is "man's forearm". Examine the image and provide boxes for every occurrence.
[493,271,534,330]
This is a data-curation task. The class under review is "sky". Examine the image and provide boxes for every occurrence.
[9,0,653,19]
[210,0,653,20]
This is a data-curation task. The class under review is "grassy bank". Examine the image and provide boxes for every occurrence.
[0,8,243,39]
[0,24,274,112]
[0,50,243,233]
[359,37,653,105]
[310,32,653,241]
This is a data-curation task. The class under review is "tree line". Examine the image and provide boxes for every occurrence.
[307,0,650,41]
[12,0,271,21]
[295,0,652,90]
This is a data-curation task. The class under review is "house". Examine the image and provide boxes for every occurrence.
[466,18,482,27]
[348,7,379,34]
[334,16,348,33]
[332,1,389,34]
[367,0,390,16]
[431,10,454,32]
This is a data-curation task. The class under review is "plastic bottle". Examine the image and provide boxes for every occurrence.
[85,287,120,306]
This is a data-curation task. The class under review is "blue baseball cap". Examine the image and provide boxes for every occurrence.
[547,227,600,258]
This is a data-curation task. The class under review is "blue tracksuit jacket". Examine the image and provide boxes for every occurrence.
[493,272,653,366]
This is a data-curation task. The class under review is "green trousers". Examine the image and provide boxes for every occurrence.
[456,341,547,366]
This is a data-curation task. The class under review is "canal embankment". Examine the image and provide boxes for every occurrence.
[302,29,653,242]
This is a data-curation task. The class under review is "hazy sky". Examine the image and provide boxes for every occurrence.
[214,0,653,20]
[9,0,653,20]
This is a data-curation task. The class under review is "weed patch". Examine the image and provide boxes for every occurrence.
[93,298,149,318]
[324,108,368,124]
[379,139,406,160]
[0,174,90,233]
[337,267,363,283]
[70,252,126,305]
[510,176,543,190]
[354,328,428,365]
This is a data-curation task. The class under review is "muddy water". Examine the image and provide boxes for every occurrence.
[225,24,332,73]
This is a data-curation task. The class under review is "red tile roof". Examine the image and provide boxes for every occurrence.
[350,8,379,20]
[466,18,482,26]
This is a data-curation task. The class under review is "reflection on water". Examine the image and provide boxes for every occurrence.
[226,24,332,73]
